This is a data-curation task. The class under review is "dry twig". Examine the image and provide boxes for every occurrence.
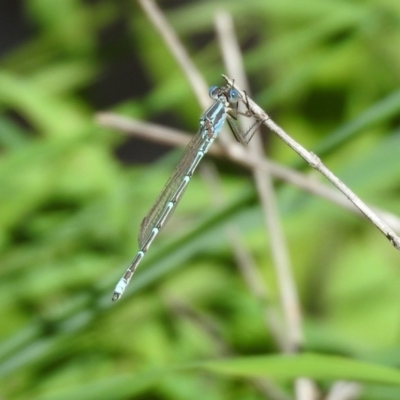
[223,75,400,251]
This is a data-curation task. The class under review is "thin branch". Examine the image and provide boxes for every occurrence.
[223,75,400,251]
[137,0,237,151]
[96,113,202,153]
[138,0,209,108]
[215,10,317,400]
[96,112,400,234]
[216,10,303,354]
[325,382,362,400]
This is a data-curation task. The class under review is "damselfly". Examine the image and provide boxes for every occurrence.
[112,84,258,301]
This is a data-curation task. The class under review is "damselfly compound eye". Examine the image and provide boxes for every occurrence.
[227,88,240,103]
[208,86,219,100]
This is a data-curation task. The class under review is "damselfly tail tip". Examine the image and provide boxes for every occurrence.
[112,292,121,302]
[112,278,128,302]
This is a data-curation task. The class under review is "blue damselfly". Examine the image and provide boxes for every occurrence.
[112,84,258,301]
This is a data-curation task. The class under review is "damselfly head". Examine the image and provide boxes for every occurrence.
[209,86,241,104]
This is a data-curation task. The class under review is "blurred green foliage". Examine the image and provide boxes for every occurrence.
[1,0,400,399]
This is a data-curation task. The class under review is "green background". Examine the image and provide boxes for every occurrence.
[1,0,400,399]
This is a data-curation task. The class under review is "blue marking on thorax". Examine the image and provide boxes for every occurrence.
[202,100,226,136]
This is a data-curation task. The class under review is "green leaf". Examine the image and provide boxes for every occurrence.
[315,89,400,156]
[197,353,400,385]
[0,71,90,138]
